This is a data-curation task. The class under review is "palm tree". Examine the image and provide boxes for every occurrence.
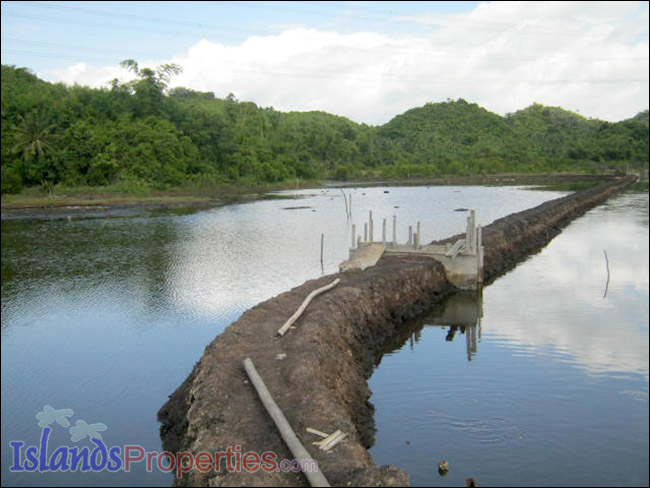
[119,59,182,94]
[118,59,182,115]
[12,111,52,184]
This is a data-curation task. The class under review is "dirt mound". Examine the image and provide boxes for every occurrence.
[158,177,634,486]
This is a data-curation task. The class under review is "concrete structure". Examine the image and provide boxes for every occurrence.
[427,292,483,361]
[340,210,485,290]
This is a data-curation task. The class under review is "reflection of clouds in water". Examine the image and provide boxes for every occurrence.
[484,193,649,378]
[166,195,347,324]
[168,186,566,324]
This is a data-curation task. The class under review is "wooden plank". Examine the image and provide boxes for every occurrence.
[445,239,467,259]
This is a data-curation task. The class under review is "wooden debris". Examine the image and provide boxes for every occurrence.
[306,427,330,438]
[312,429,348,452]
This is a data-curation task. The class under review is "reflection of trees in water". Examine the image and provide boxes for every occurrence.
[1,217,180,330]
[138,220,178,320]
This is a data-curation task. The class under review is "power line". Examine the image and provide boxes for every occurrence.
[6,0,274,36]
[2,12,647,66]
[3,48,647,87]
[7,0,648,40]
[3,1,648,61]
[1,37,169,60]
[1,49,118,64]
[2,1,647,88]
[0,9,246,42]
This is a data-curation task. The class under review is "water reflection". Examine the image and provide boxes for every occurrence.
[427,292,483,362]
[482,194,649,379]
[369,191,649,487]
[3,184,622,487]
[378,291,484,367]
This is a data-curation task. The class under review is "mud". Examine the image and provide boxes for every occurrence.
[157,176,635,487]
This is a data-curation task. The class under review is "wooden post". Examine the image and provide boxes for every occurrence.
[243,358,330,487]
[470,210,476,255]
[364,223,368,242]
[392,215,397,247]
[382,218,386,245]
[369,211,373,242]
[416,221,421,249]
[351,224,356,249]
[408,225,413,245]
[320,234,324,267]
[476,225,484,285]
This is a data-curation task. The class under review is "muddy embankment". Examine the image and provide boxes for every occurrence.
[158,176,635,487]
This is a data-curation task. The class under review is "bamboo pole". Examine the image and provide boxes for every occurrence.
[477,225,483,284]
[243,358,330,487]
[320,234,324,267]
[277,278,341,336]
[340,189,349,219]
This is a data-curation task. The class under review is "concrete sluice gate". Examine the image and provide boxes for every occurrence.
[341,209,484,290]
[158,177,636,487]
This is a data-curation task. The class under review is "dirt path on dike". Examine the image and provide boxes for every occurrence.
[158,176,635,487]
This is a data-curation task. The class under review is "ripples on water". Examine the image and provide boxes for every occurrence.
[1,186,647,486]
[369,191,649,487]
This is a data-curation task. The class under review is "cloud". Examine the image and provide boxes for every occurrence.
[46,1,649,125]
[483,201,649,379]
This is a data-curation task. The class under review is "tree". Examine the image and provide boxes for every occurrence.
[118,59,182,115]
[119,59,182,93]
[11,111,53,187]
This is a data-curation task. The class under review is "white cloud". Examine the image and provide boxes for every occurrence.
[45,1,649,124]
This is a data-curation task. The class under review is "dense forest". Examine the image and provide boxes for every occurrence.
[1,63,648,194]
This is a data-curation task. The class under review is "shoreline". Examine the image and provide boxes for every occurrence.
[0,173,628,220]
[157,176,635,486]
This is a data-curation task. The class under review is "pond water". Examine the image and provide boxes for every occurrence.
[1,185,646,486]
[369,190,649,486]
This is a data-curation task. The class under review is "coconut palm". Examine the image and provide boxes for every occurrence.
[12,111,51,160]
[118,59,182,115]
[11,111,53,184]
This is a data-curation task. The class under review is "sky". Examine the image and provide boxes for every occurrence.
[1,1,648,125]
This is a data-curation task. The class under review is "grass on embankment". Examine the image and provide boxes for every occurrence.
[3,174,645,210]
[1,180,321,209]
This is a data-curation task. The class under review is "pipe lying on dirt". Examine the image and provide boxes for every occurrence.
[243,358,330,487]
[277,278,341,336]
[158,177,635,487]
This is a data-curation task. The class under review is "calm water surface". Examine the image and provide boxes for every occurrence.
[369,190,649,486]
[1,186,646,486]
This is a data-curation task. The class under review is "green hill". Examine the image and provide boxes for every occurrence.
[1,64,648,194]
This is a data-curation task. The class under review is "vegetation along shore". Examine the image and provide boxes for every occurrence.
[2,63,647,203]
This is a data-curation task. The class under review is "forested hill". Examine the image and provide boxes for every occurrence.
[1,64,648,194]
